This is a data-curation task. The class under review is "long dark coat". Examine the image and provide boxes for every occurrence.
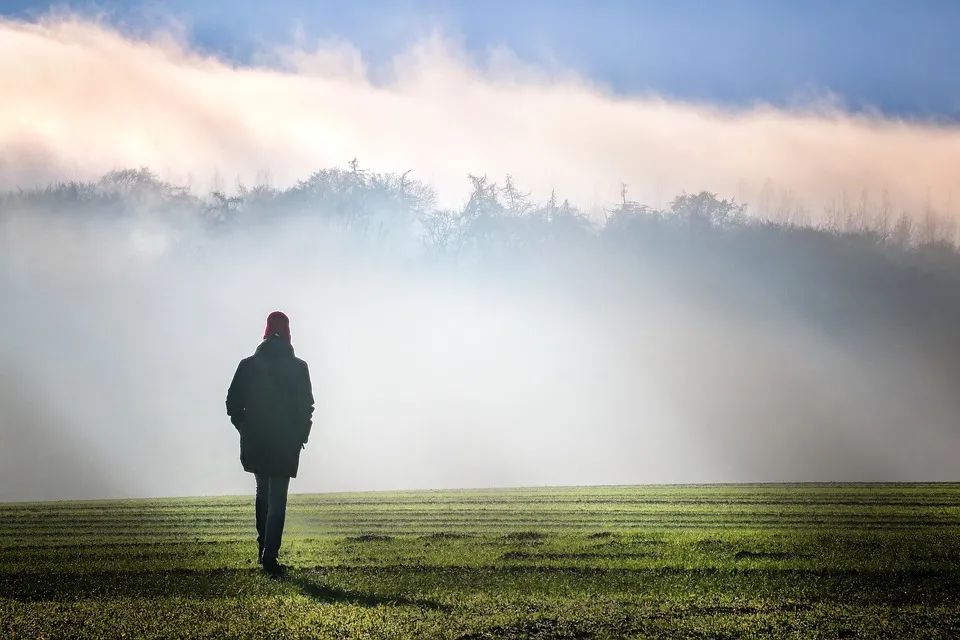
[226,336,314,478]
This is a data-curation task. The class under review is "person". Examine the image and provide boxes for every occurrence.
[226,311,314,575]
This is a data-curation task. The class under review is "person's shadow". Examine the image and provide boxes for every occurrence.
[285,574,451,612]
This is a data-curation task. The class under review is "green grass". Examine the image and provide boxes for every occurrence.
[2,484,959,638]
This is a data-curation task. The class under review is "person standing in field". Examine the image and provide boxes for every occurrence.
[226,311,314,575]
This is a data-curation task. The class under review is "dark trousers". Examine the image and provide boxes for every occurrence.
[255,474,290,563]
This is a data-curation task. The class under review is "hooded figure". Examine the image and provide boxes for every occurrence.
[226,311,314,574]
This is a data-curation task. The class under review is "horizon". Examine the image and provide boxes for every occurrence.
[7,480,956,507]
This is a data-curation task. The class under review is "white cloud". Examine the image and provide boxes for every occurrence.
[2,16,959,216]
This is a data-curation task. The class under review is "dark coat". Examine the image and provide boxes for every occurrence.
[226,336,314,478]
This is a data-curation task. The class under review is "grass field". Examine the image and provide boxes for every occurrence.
[2,484,959,639]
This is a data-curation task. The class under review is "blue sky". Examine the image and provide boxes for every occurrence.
[3,0,958,119]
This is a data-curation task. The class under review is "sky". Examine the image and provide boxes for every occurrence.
[3,0,959,119]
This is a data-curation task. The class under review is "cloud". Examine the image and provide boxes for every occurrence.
[1,15,959,216]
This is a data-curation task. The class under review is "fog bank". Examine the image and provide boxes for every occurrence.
[2,16,960,218]
[2,171,959,501]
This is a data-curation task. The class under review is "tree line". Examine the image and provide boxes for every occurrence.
[5,162,960,393]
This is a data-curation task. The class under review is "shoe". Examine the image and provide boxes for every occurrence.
[262,558,287,577]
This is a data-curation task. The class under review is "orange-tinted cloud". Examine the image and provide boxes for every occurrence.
[2,16,959,217]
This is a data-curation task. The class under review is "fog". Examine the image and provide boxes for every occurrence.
[1,168,959,502]
[3,15,960,217]
[2,13,960,501]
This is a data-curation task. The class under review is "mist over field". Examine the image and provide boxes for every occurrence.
[2,12,960,502]
[2,164,960,502]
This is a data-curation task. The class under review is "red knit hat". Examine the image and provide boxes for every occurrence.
[263,311,291,341]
